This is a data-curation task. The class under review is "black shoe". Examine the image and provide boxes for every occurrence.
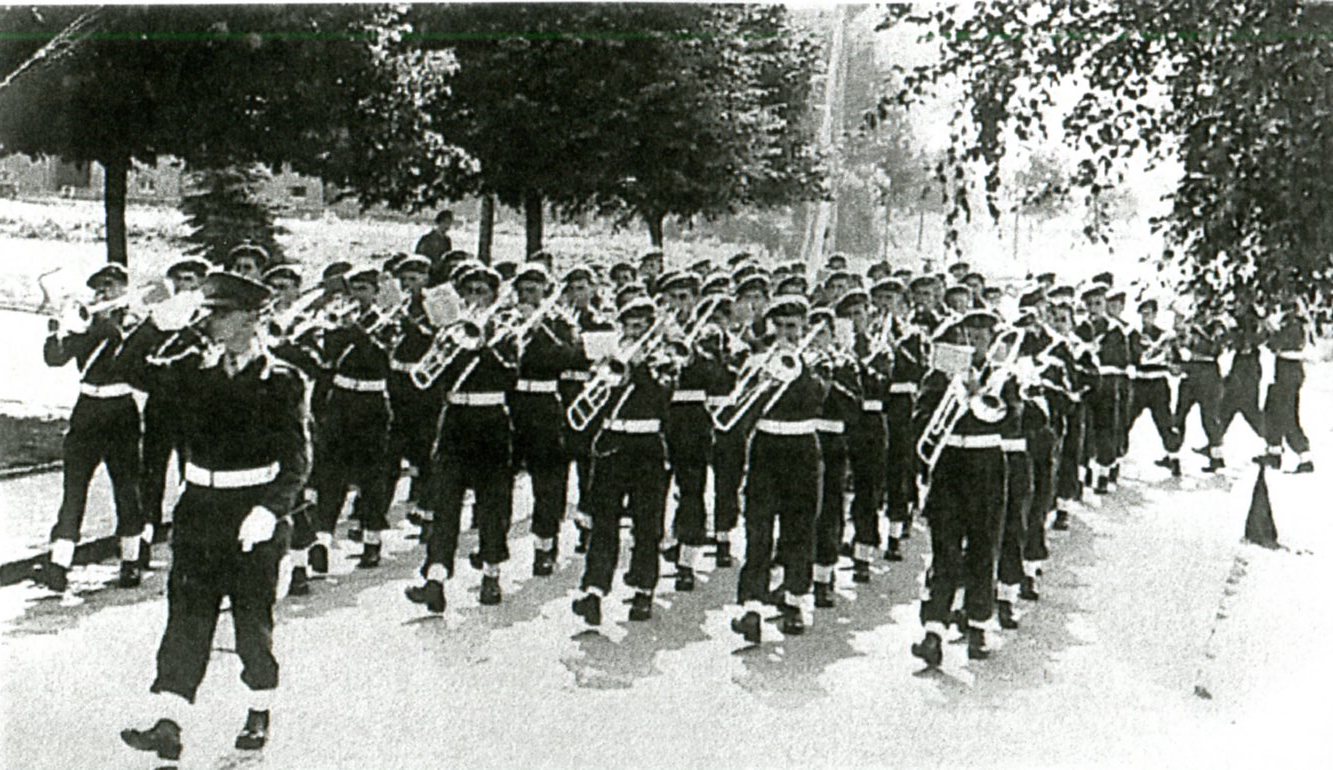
[1203,457,1225,473]
[479,575,502,606]
[533,549,555,577]
[138,542,153,570]
[967,626,990,660]
[1295,460,1314,474]
[348,526,363,543]
[1083,467,1093,486]
[997,600,1019,629]
[1094,478,1109,494]
[1019,576,1040,601]
[1108,465,1120,484]
[779,606,805,636]
[763,589,792,611]
[838,541,853,558]
[675,567,695,592]
[1253,453,1281,469]
[1052,511,1070,531]
[234,708,269,751]
[44,561,68,593]
[813,581,834,609]
[572,593,602,626]
[118,560,142,588]
[911,631,943,667]
[406,510,424,527]
[405,580,446,613]
[357,542,381,569]
[121,718,182,760]
[628,591,653,621]
[468,551,483,571]
[289,566,310,597]
[1169,458,1182,477]
[308,544,329,574]
[852,560,871,584]
[731,610,762,644]
[1154,455,1173,469]
[884,537,904,562]
[660,543,680,564]
[574,526,591,555]
[714,542,733,568]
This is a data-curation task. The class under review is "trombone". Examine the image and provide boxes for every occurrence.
[409,284,515,390]
[707,325,820,434]
[565,315,670,432]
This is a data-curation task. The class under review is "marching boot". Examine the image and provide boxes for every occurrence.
[532,548,555,577]
[347,524,362,543]
[674,566,696,592]
[813,581,835,609]
[1019,575,1040,601]
[572,592,602,626]
[851,560,871,584]
[356,542,381,569]
[660,543,680,565]
[405,580,446,613]
[574,526,591,554]
[714,541,733,568]
[288,566,310,597]
[468,551,484,571]
[234,709,270,751]
[997,600,1019,630]
[884,537,904,562]
[967,626,991,660]
[1294,459,1315,474]
[1154,455,1173,469]
[121,718,182,760]
[308,544,329,574]
[1203,456,1225,474]
[838,541,853,558]
[951,609,969,636]
[628,591,653,621]
[1108,464,1120,485]
[44,561,68,593]
[1168,457,1182,477]
[479,575,502,606]
[1052,510,1070,531]
[1252,453,1281,469]
[118,560,142,588]
[731,610,762,644]
[911,632,943,668]
[138,542,153,570]
[779,603,805,636]
[1094,476,1109,495]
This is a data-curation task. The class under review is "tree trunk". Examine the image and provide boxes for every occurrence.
[523,190,543,256]
[477,194,495,264]
[646,210,665,248]
[1013,210,1021,261]
[916,208,925,251]
[102,154,129,265]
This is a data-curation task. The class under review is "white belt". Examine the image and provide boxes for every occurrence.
[1098,366,1127,376]
[560,370,591,382]
[1277,352,1308,362]
[1000,438,1027,452]
[1183,357,1216,363]
[944,434,1001,449]
[706,395,731,408]
[515,379,558,394]
[389,359,416,373]
[79,382,132,399]
[671,389,707,404]
[1067,392,1083,402]
[888,382,918,395]
[184,461,279,489]
[814,419,844,434]
[861,399,884,412]
[333,374,387,393]
[1134,370,1170,380]
[447,391,506,407]
[604,418,661,434]
[756,418,817,436]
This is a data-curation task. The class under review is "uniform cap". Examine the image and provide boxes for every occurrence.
[563,264,595,284]
[322,261,353,282]
[457,264,502,292]
[261,265,301,286]
[774,275,808,295]
[764,294,809,320]
[514,263,551,285]
[833,289,871,317]
[617,296,656,322]
[346,265,380,287]
[394,254,431,276]
[200,270,271,311]
[166,258,210,279]
[225,243,270,269]
[734,274,770,297]
[870,278,906,296]
[86,263,129,289]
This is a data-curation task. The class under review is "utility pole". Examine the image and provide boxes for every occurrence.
[803,4,847,280]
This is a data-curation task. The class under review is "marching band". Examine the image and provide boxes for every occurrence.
[34,241,1320,759]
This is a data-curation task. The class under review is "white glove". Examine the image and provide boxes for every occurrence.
[238,506,278,552]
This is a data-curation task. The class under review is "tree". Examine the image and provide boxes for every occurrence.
[179,165,285,266]
[880,0,1333,305]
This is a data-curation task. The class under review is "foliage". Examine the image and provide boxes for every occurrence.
[179,165,285,266]
[880,0,1333,305]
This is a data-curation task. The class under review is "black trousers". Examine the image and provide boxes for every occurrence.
[1114,377,1132,459]
[1087,378,1122,467]
[424,405,513,576]
[883,394,917,526]
[1056,403,1086,503]
[580,432,669,594]
[848,413,887,548]
[737,432,821,603]
[52,395,142,542]
[919,446,1005,625]
[711,426,747,537]
[998,450,1031,587]
[666,404,712,547]
[1264,363,1309,453]
[814,430,847,568]
[558,381,594,521]
[1025,426,1056,562]
[151,488,285,702]
[139,395,180,532]
[1127,378,1179,452]
[1174,362,1223,448]
[511,392,569,542]
[1219,354,1265,439]
[315,391,391,534]
[386,375,442,504]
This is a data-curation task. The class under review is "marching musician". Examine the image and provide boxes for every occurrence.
[571,297,675,626]
[943,283,972,315]
[1126,298,1183,476]
[507,263,582,576]
[808,307,858,609]
[383,255,441,530]
[996,322,1047,631]
[706,294,749,569]
[1216,297,1268,447]
[837,289,891,585]
[1049,298,1095,531]
[1172,306,1228,473]
[1017,296,1063,600]
[222,243,269,283]
[876,278,925,561]
[1076,283,1127,493]
[910,309,1011,665]
[730,295,827,643]
[1104,286,1134,483]
[41,263,146,592]
[121,271,308,759]
[638,250,665,294]
[1258,298,1315,472]
[407,265,517,612]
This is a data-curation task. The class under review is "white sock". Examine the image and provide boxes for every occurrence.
[715,530,730,544]
[678,545,699,570]
[50,539,75,568]
[924,620,947,637]
[316,532,333,548]
[290,549,308,569]
[889,521,905,539]
[426,564,447,582]
[120,536,141,562]
[141,524,155,544]
[248,688,275,712]
[154,690,191,725]
[997,582,1020,603]
[364,529,381,545]
[1022,559,1041,578]
[534,537,554,551]
[853,543,877,562]
[1299,452,1311,463]
[482,563,500,578]
[812,563,834,584]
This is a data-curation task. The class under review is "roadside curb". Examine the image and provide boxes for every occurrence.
[0,460,62,480]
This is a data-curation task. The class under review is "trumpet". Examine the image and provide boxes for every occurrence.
[409,284,515,390]
[565,315,670,432]
[492,291,570,352]
[54,284,164,335]
[707,326,820,434]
